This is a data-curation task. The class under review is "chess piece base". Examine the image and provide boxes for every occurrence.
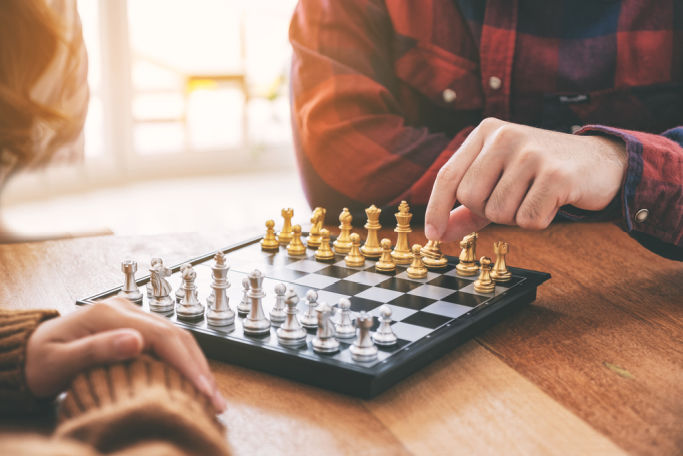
[423,257,448,270]
[306,237,321,248]
[207,309,235,327]
[350,344,378,362]
[287,245,306,257]
[260,241,279,251]
[300,316,318,329]
[372,332,397,346]
[490,270,512,282]
[269,310,286,323]
[315,251,335,261]
[333,241,352,254]
[243,319,271,337]
[176,305,204,322]
[360,246,381,258]
[345,257,365,268]
[118,290,143,305]
[149,296,174,314]
[276,328,307,347]
[473,281,496,294]
[277,234,292,245]
[455,262,478,276]
[312,337,340,354]
[375,262,396,272]
[334,327,355,339]
[391,251,413,265]
[407,267,428,279]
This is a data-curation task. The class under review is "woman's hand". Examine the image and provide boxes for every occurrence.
[25,297,226,412]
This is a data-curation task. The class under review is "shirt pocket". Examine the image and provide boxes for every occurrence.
[393,41,484,111]
[540,82,683,134]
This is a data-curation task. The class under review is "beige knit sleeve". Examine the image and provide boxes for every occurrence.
[56,355,231,456]
[0,309,60,414]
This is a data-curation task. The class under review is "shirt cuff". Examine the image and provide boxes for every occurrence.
[574,125,683,249]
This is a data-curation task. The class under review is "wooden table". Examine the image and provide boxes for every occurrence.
[0,222,681,455]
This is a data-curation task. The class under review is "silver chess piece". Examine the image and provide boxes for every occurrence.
[276,288,307,347]
[242,269,270,337]
[176,266,204,321]
[334,298,355,339]
[372,305,397,346]
[175,263,193,303]
[350,311,378,362]
[118,259,142,304]
[312,302,339,354]
[148,257,174,315]
[300,289,319,329]
[207,252,235,327]
[269,282,287,324]
[237,277,250,315]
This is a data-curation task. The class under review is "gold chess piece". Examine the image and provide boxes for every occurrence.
[420,240,448,270]
[473,256,496,294]
[278,208,294,245]
[490,241,511,282]
[315,228,335,261]
[287,224,306,257]
[333,207,353,254]
[260,219,279,251]
[407,244,428,278]
[345,233,365,267]
[306,207,326,248]
[360,204,382,258]
[455,232,478,276]
[375,238,396,272]
[391,200,413,264]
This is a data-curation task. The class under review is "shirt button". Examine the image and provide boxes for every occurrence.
[571,125,582,134]
[489,76,502,90]
[635,209,649,223]
[442,88,457,103]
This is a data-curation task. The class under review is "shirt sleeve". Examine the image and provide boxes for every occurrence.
[0,309,60,415]
[575,125,683,259]
[289,0,470,217]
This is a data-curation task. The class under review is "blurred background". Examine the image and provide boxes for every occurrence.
[1,0,310,238]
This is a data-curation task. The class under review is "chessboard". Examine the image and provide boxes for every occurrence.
[77,232,550,398]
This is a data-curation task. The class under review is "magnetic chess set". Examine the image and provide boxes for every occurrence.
[77,202,550,397]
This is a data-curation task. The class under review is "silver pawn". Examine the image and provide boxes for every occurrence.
[300,289,319,329]
[350,311,378,362]
[237,277,250,315]
[148,257,174,315]
[334,298,355,339]
[312,302,340,354]
[176,266,204,321]
[242,270,270,337]
[118,259,142,304]
[175,263,192,303]
[276,288,307,347]
[372,305,397,346]
[269,283,287,324]
[207,252,235,327]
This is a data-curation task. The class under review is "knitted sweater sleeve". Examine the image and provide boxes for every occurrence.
[0,308,60,414]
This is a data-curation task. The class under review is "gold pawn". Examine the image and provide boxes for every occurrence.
[490,241,511,282]
[315,228,335,261]
[333,207,353,254]
[375,238,396,272]
[260,219,279,251]
[287,224,306,257]
[407,244,428,278]
[360,204,382,258]
[345,233,365,267]
[473,256,496,294]
[277,208,294,245]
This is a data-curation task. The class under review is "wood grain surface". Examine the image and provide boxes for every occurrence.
[0,222,680,455]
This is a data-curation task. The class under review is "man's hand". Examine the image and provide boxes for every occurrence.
[425,118,627,241]
[25,297,226,412]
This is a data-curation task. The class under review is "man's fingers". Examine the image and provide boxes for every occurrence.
[425,125,489,239]
[515,178,562,230]
[441,205,491,241]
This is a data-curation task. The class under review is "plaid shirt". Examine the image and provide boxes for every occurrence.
[290,0,683,257]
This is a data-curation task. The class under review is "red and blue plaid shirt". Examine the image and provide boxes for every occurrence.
[290,0,683,257]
